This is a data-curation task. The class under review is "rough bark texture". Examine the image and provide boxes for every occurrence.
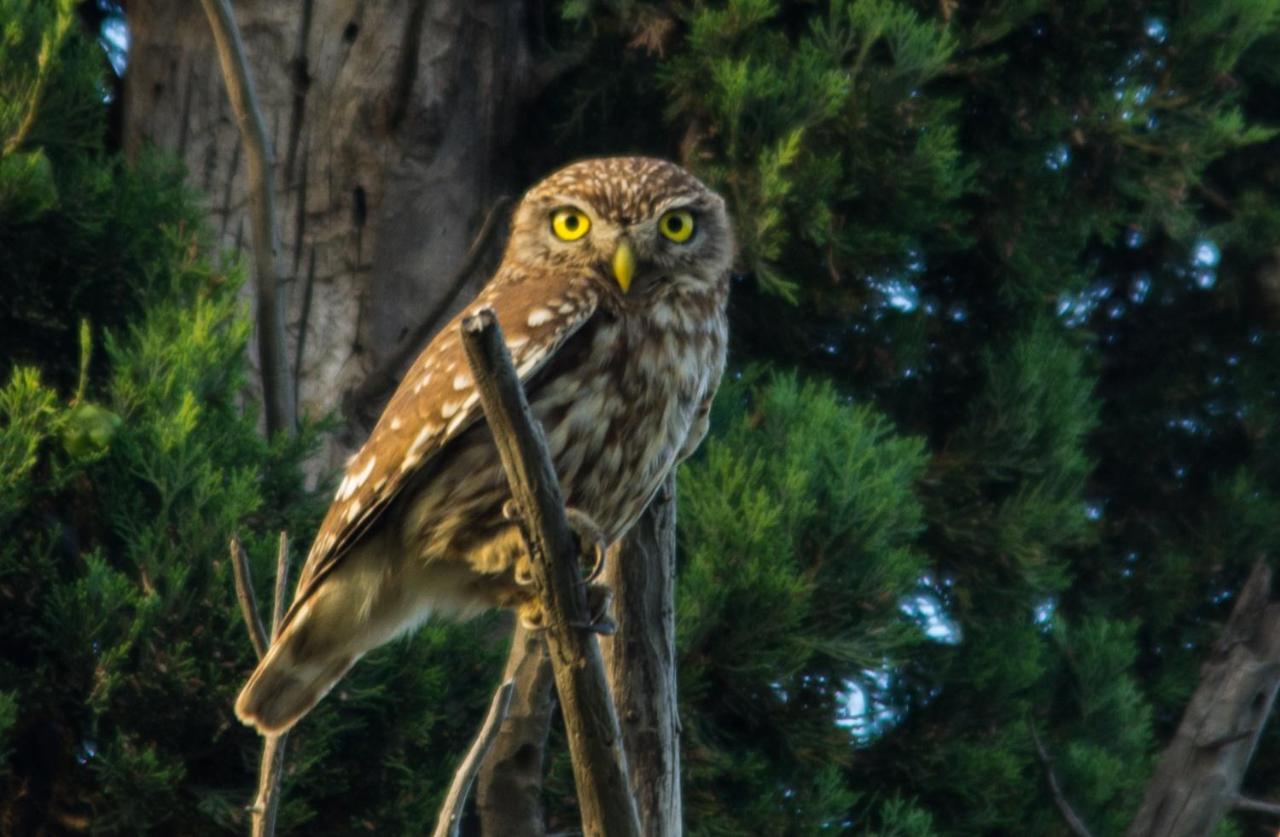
[124,0,534,463]
[600,477,682,837]
[461,312,641,837]
[1127,561,1280,837]
[476,624,555,837]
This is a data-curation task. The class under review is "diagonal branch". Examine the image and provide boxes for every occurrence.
[460,309,641,837]
[1029,719,1095,837]
[201,0,296,438]
[432,680,516,837]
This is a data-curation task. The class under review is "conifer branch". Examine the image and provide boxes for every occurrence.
[1029,720,1096,837]
[432,680,516,837]
[460,309,642,837]
[201,0,296,438]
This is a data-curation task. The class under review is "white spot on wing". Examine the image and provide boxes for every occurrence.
[453,372,471,390]
[527,308,554,327]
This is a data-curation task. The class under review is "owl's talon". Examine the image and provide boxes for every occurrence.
[575,581,615,635]
[564,507,607,582]
[502,498,522,522]
[518,600,545,631]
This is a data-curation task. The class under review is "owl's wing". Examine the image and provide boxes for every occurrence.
[281,268,600,628]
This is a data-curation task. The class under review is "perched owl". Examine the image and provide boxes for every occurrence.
[235,157,732,734]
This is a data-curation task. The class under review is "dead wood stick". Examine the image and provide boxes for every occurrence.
[460,309,642,837]
[201,0,295,437]
[230,533,292,837]
[432,680,516,837]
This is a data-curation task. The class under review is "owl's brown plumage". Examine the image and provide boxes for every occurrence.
[236,157,731,734]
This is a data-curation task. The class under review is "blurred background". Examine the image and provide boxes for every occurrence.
[3,0,1280,833]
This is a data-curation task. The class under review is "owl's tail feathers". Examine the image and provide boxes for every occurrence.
[234,611,356,736]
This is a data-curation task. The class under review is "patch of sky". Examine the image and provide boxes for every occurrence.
[867,275,920,313]
[1033,597,1056,630]
[1167,416,1203,434]
[839,665,901,742]
[99,1,130,77]
[900,593,961,645]
[1125,227,1145,249]
[1045,143,1071,172]
[1084,501,1104,521]
[1130,273,1151,303]
[1058,281,1112,328]
[1145,17,1168,43]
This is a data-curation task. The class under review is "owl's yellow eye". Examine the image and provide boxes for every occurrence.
[551,207,591,241]
[658,209,695,243]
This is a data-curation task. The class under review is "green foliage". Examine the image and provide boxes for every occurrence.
[677,372,929,834]
[538,0,1280,832]
[0,6,502,833]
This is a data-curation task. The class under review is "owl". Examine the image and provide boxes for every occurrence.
[235,157,732,735]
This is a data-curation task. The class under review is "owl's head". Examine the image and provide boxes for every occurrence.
[506,157,733,300]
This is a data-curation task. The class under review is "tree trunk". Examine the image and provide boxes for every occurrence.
[1127,561,1280,837]
[124,0,534,462]
[599,478,682,836]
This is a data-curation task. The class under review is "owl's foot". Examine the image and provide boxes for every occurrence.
[517,582,615,635]
[502,500,607,586]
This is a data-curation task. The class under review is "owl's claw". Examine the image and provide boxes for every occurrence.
[502,501,607,582]
[575,581,616,635]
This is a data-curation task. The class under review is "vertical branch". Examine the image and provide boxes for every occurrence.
[460,310,641,837]
[599,480,683,836]
[200,0,296,437]
[477,625,556,836]
[231,533,293,837]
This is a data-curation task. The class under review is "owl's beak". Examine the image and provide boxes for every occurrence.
[611,240,636,293]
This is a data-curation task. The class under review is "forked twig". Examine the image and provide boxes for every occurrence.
[230,533,292,837]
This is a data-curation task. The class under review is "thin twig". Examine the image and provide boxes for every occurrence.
[1029,719,1095,837]
[230,532,292,837]
[344,196,512,427]
[230,535,269,660]
[432,680,516,837]
[271,531,290,640]
[1234,796,1280,817]
[460,310,641,837]
[201,0,296,438]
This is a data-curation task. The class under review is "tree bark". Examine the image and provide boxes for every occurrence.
[124,0,534,462]
[460,311,641,837]
[1127,561,1280,837]
[476,624,556,837]
[599,477,682,837]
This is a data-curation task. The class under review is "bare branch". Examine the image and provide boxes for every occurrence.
[201,0,296,437]
[271,531,290,640]
[231,531,292,837]
[1234,796,1280,817]
[1127,560,1280,837]
[230,535,269,660]
[460,310,641,837]
[432,680,516,837]
[599,482,682,836]
[344,196,512,428]
[1029,720,1095,837]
